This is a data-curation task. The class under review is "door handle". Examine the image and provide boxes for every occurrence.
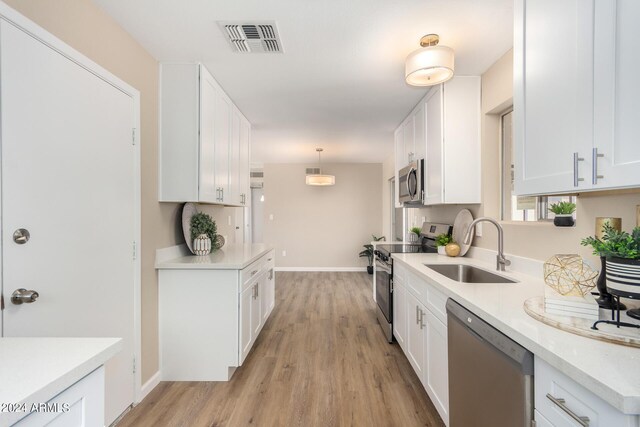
[546,394,590,426]
[420,309,426,329]
[573,152,584,187]
[11,288,39,305]
[416,305,420,324]
[592,147,604,184]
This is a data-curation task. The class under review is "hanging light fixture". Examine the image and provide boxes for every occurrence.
[305,148,335,186]
[405,34,455,86]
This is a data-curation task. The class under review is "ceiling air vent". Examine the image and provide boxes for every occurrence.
[219,22,283,53]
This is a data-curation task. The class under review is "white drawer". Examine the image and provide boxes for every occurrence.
[241,259,264,290]
[534,409,554,427]
[265,250,275,270]
[405,269,427,300]
[425,282,448,325]
[535,356,634,427]
[393,261,408,284]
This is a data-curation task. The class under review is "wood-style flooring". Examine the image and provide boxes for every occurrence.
[118,272,445,427]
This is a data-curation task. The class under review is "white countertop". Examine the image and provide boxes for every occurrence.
[393,253,640,415]
[0,337,122,426]
[156,243,274,270]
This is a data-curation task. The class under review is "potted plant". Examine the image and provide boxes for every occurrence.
[435,233,452,255]
[549,201,576,227]
[409,227,422,243]
[359,234,386,274]
[581,223,640,313]
[190,212,218,256]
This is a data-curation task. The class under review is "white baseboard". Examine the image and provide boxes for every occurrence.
[138,371,161,403]
[274,267,367,272]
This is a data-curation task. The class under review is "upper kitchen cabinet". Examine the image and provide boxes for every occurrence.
[395,76,481,206]
[514,0,640,196]
[159,63,251,205]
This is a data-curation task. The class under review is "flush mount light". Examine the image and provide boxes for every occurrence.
[305,148,335,186]
[405,34,455,86]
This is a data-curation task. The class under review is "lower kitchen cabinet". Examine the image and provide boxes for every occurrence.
[393,262,449,425]
[535,357,639,427]
[159,250,275,381]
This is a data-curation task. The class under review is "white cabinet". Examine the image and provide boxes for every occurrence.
[14,367,105,427]
[514,0,640,195]
[535,356,639,427]
[423,77,481,205]
[394,126,404,208]
[393,262,449,425]
[159,63,251,205]
[406,291,426,378]
[394,76,481,206]
[158,249,275,380]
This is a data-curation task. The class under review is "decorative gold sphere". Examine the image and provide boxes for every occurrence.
[543,254,598,296]
[445,243,461,257]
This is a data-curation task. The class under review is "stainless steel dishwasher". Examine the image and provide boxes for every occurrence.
[446,299,534,427]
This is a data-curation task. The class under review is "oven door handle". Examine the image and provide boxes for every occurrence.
[375,260,392,274]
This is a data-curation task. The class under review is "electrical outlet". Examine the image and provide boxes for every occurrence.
[475,222,483,237]
[228,215,231,226]
[282,250,286,257]
[269,214,274,221]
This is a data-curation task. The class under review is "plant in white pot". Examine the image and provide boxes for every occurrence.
[435,233,453,255]
[190,212,218,256]
[549,201,576,227]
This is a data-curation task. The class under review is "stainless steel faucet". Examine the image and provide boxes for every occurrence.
[463,217,511,271]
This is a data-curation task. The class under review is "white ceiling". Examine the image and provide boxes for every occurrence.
[93,0,513,164]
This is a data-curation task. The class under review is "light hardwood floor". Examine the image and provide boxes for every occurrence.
[118,272,445,427]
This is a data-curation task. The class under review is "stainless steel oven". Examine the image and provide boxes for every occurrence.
[398,159,423,205]
[374,252,393,342]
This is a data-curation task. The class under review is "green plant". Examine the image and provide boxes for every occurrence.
[548,201,576,215]
[410,227,422,237]
[359,234,386,266]
[581,223,640,259]
[190,212,218,243]
[435,233,453,247]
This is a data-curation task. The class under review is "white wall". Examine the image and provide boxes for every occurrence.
[263,163,382,269]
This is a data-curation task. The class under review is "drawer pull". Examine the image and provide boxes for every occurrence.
[546,393,590,426]
[267,258,273,261]
[251,270,258,276]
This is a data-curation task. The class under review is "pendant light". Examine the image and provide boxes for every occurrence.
[305,148,335,186]
[405,34,455,86]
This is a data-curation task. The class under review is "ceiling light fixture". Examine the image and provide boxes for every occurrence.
[405,34,455,86]
[305,148,335,186]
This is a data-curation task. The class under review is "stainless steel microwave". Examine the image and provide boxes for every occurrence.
[398,159,423,206]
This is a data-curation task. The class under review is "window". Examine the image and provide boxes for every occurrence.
[501,110,576,221]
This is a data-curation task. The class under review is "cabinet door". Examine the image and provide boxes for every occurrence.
[403,117,415,164]
[199,67,218,202]
[392,280,406,349]
[413,102,426,162]
[423,310,449,425]
[424,86,443,205]
[240,285,253,363]
[239,116,251,206]
[214,89,231,203]
[514,0,594,195]
[251,282,262,337]
[260,271,270,325]
[394,127,404,208]
[266,268,275,316]
[229,109,241,205]
[406,292,425,378]
[593,0,640,189]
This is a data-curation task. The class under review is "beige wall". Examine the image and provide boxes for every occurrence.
[263,163,382,268]
[2,0,243,383]
[381,155,395,240]
[407,48,640,267]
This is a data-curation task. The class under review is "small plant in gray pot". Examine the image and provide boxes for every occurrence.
[190,212,218,256]
[549,202,576,227]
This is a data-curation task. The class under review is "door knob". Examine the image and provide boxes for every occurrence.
[13,229,30,244]
[11,288,39,305]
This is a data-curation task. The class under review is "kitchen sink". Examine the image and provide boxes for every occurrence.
[424,264,518,284]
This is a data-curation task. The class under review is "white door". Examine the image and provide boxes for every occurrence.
[393,127,404,208]
[593,0,640,189]
[424,85,443,205]
[406,293,425,377]
[239,118,251,207]
[199,66,218,203]
[0,21,136,425]
[229,109,241,205]
[514,0,594,195]
[392,281,406,349]
[423,309,449,425]
[239,285,253,363]
[214,89,231,203]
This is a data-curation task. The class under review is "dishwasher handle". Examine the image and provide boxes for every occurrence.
[446,298,534,375]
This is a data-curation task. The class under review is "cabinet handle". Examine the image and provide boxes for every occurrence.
[546,394,590,426]
[573,152,585,187]
[221,188,224,201]
[592,147,604,184]
[251,270,258,276]
[416,306,420,324]
[420,309,426,329]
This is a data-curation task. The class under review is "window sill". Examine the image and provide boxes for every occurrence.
[498,220,558,227]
